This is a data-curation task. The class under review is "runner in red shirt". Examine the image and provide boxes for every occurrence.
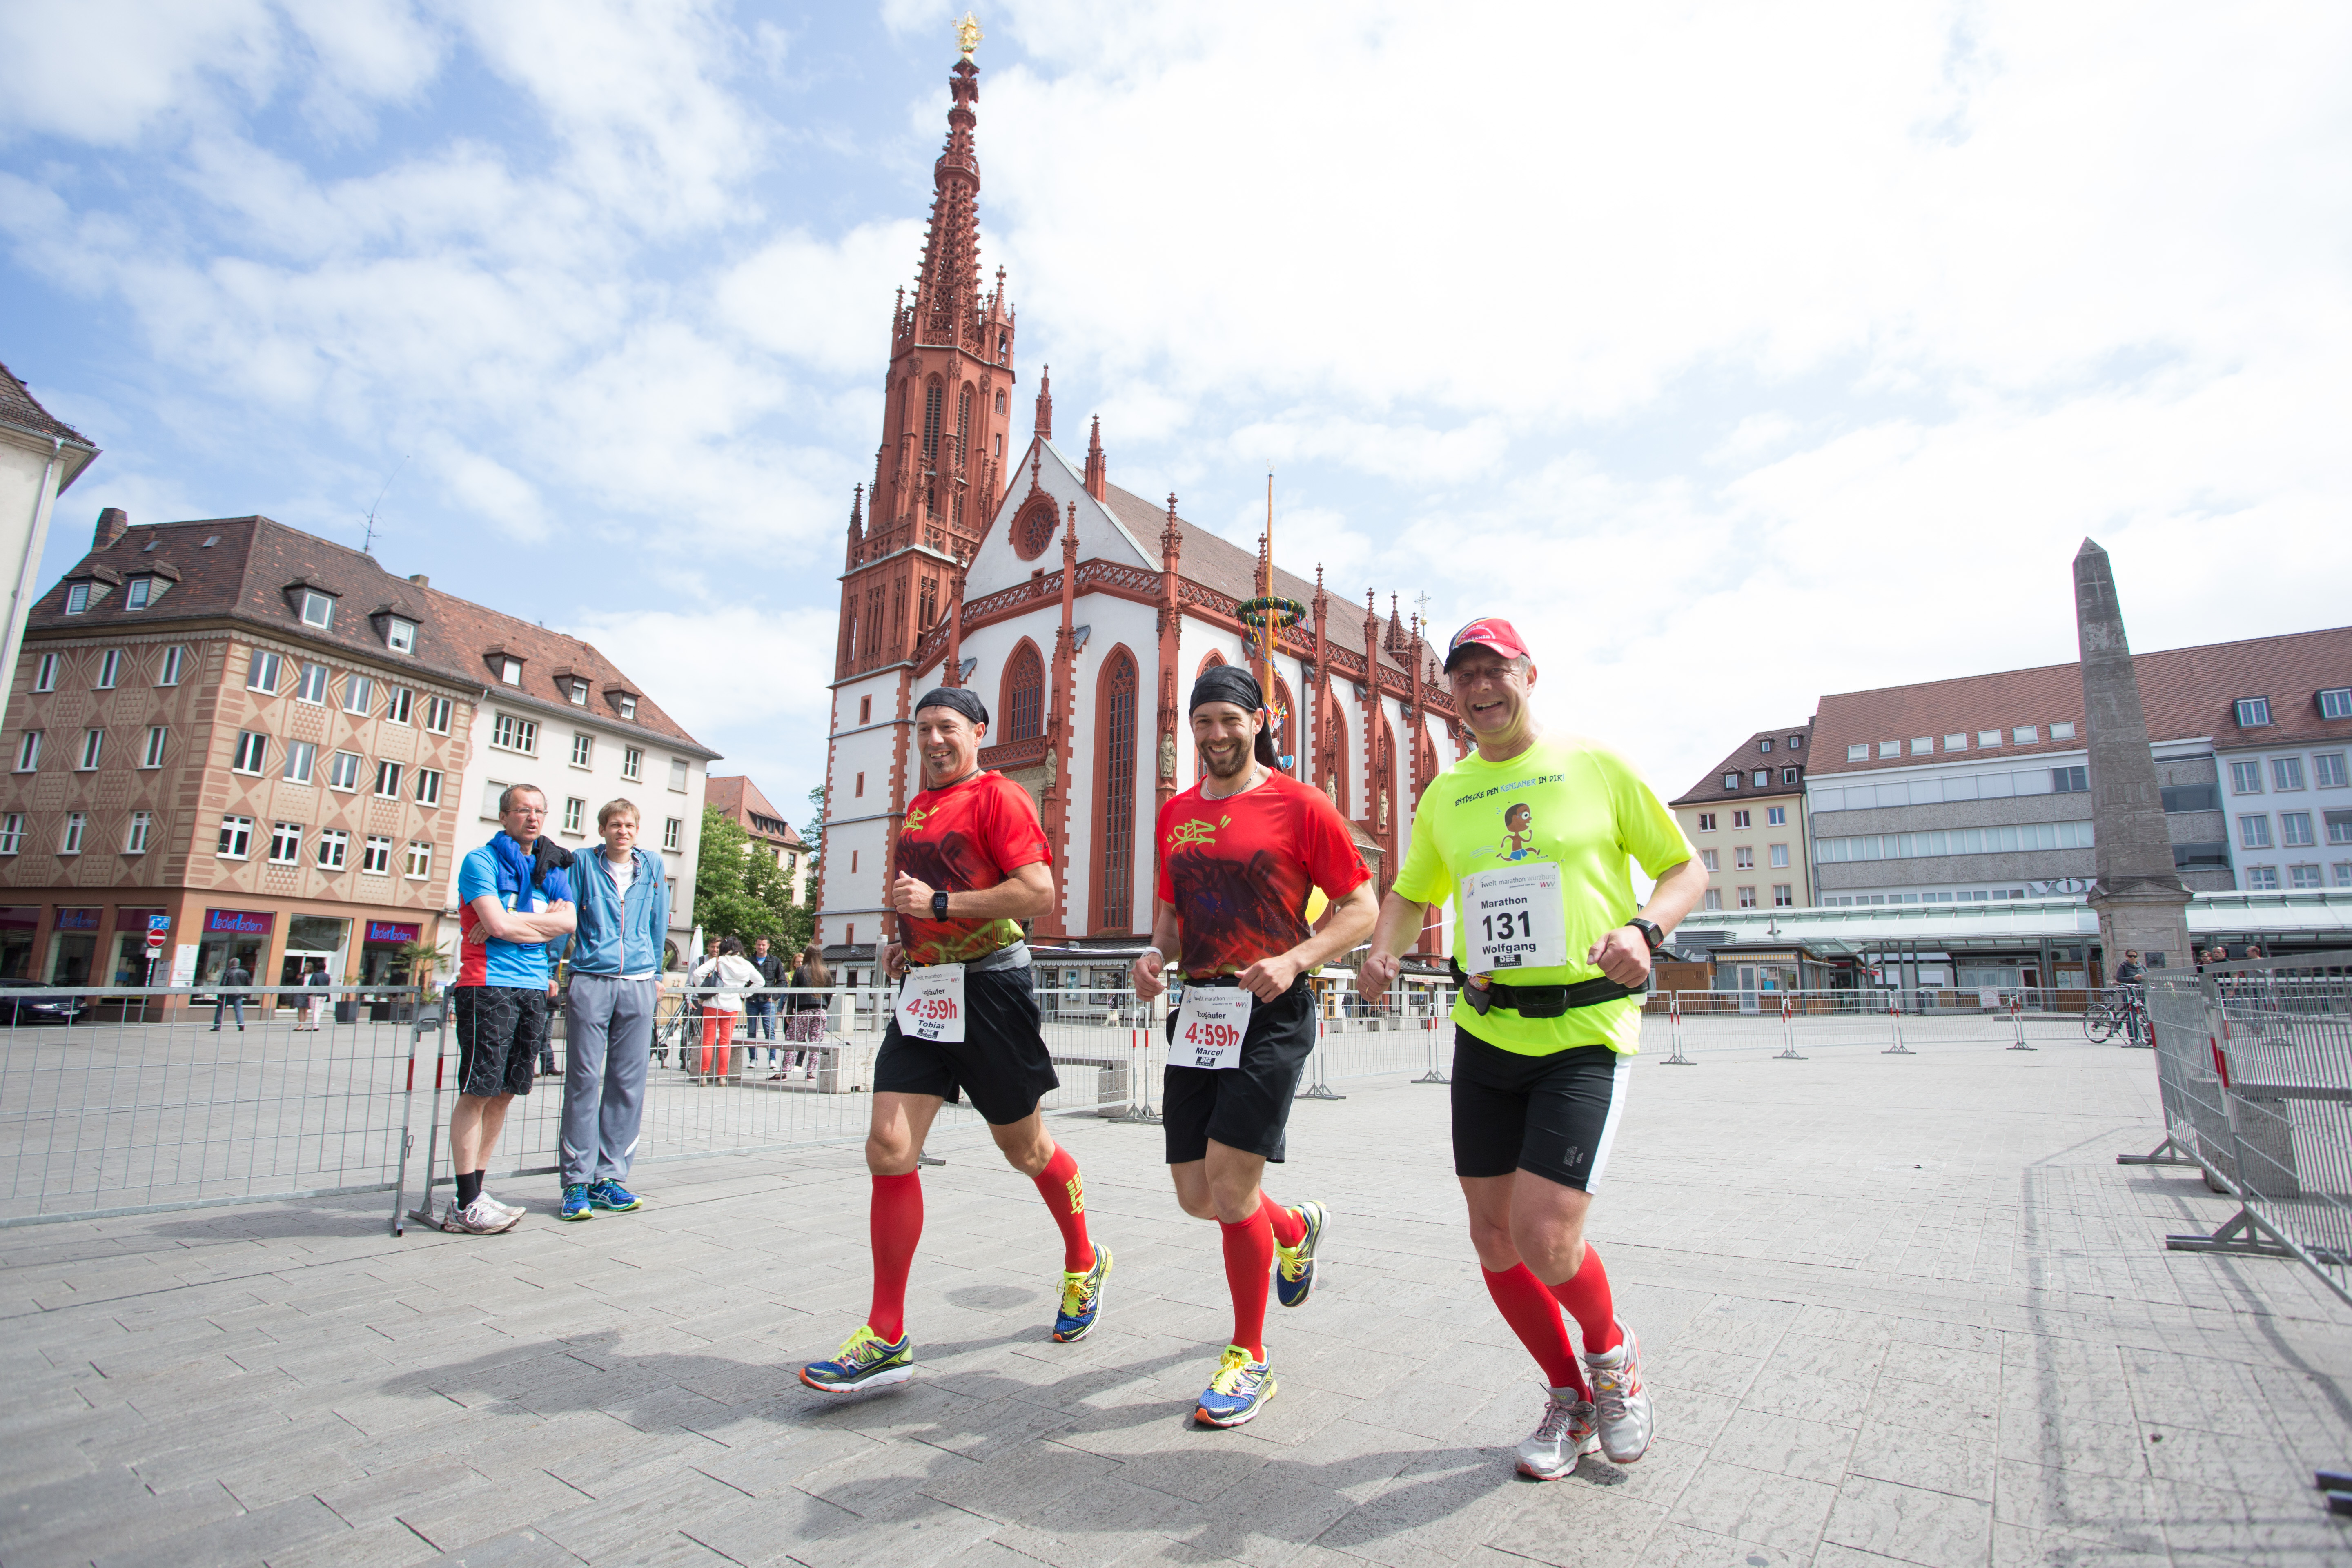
[1132,664,1377,1426]
[801,686,1109,1396]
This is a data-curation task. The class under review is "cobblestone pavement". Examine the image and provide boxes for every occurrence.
[4,1033,2348,1568]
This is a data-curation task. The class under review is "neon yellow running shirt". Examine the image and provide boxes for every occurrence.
[1393,733,1693,1056]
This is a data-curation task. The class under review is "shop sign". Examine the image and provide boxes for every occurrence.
[204,909,275,936]
[53,908,100,931]
[366,920,422,945]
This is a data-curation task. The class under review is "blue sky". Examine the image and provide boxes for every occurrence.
[5,0,2350,822]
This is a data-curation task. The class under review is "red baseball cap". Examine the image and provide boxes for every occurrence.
[1444,616,1530,671]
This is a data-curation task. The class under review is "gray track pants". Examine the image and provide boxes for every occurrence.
[561,974,655,1186]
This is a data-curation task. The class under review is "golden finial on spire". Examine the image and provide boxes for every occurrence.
[955,11,982,59]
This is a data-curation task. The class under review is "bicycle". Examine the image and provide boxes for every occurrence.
[2082,987,2147,1045]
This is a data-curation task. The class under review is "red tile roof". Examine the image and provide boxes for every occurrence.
[1671,722,1816,806]
[0,360,100,489]
[708,774,807,846]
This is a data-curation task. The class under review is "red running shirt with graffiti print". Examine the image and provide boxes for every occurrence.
[894,771,1050,966]
[1155,771,1370,978]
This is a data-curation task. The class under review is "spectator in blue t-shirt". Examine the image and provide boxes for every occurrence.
[441,785,575,1235]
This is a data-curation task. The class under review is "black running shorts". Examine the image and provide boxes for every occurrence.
[453,984,550,1099]
[1162,976,1319,1165]
[872,962,1060,1126]
[1450,1023,1632,1192]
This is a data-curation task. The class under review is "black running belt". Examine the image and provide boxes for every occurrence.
[1448,956,1641,1018]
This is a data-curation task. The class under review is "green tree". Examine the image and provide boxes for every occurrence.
[801,784,826,879]
[694,806,814,956]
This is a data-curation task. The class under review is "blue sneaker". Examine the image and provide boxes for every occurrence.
[1274,1200,1327,1308]
[559,1183,593,1221]
[1194,1345,1277,1428]
[586,1178,641,1212]
[800,1326,914,1394]
[1053,1244,1111,1342]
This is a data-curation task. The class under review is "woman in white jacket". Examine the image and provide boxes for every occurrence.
[692,936,765,1080]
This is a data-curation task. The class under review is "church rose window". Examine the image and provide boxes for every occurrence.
[1003,642,1044,740]
[1096,650,1139,932]
[1015,502,1058,560]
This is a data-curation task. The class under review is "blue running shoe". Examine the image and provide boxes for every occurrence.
[1194,1345,1277,1428]
[800,1326,914,1394]
[1274,1200,1327,1308]
[586,1178,641,1212]
[1053,1244,1112,1342]
[559,1183,593,1222]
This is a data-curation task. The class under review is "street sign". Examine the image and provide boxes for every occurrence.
[147,915,171,931]
[145,932,165,949]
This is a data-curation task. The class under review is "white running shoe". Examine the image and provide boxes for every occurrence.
[480,1191,527,1220]
[1583,1323,1653,1464]
[1514,1385,1600,1479]
[441,1196,522,1234]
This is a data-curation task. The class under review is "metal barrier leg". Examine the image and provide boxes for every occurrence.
[1663,996,1694,1065]
[1296,1020,1346,1100]
[1773,998,1807,1060]
[1415,1016,1450,1083]
[403,1031,451,1233]
[2167,1206,2302,1261]
[2116,1134,2197,1166]
[2007,996,2037,1051]
[1118,1026,1162,1124]
[1883,1000,1913,1055]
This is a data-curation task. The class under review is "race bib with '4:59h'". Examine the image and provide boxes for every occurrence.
[896,963,966,1042]
[1173,987,1252,1070]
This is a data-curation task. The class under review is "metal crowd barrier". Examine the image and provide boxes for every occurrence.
[2139,955,2352,1307]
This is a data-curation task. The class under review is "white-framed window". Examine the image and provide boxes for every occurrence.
[1773,884,1793,907]
[2318,753,2349,790]
[563,796,584,834]
[95,649,121,688]
[2050,721,2077,740]
[316,829,348,869]
[1722,771,1740,790]
[14,731,40,771]
[123,810,151,854]
[387,617,416,654]
[157,646,186,685]
[1877,741,1899,758]
[329,750,362,791]
[77,729,103,770]
[231,731,268,774]
[1752,769,1770,787]
[567,677,590,706]
[282,739,315,784]
[404,840,432,879]
[1770,843,1790,868]
[2282,811,2315,847]
[218,815,254,859]
[2012,726,2039,745]
[2337,861,2352,887]
[496,656,522,684]
[491,713,537,754]
[301,590,334,628]
[1733,810,1751,828]
[1758,737,1774,754]
[375,760,403,799]
[0,813,20,855]
[423,695,452,734]
[481,780,504,818]
[1735,846,1755,869]
[248,650,282,693]
[2330,809,2352,846]
[663,817,682,851]
[1943,732,1968,751]
[416,768,443,806]
[361,835,392,874]
[60,812,86,855]
[2320,688,2352,721]
[2236,697,2272,728]
[1845,743,1868,762]
[668,757,688,791]
[385,686,412,726]
[2231,760,2264,794]
[32,652,59,691]
[1909,737,1932,756]
[65,582,89,615]
[269,821,302,864]
[2240,814,2273,850]
[618,695,637,721]
[2273,757,2307,792]
[570,733,592,767]
[2245,864,2279,890]
[140,726,168,768]
[2290,863,2322,889]
[1702,887,1722,911]
[343,674,374,715]
[1978,729,2002,747]
[2053,765,2089,793]
[622,746,644,781]
[1697,813,1716,831]
[1700,848,1719,871]
[1737,886,1757,908]
[1782,767,1800,785]
[297,662,328,704]
[125,577,151,610]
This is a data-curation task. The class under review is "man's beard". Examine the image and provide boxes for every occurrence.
[1202,740,1253,780]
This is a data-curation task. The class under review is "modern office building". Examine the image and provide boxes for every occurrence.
[1670,723,1813,913]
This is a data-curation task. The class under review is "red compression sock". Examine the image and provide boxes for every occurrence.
[1547,1243,1623,1356]
[1483,1265,1588,1395]
[866,1172,923,1343]
[1261,1192,1306,1250]
[1031,1145,1095,1273]
[1221,1207,1275,1361]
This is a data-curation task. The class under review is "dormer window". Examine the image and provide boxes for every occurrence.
[2235,696,2272,727]
[301,591,334,628]
[1758,738,1773,753]
[1788,735,1803,749]
[498,657,522,685]
[65,584,89,615]
[568,678,589,706]
[387,617,416,655]
[619,695,637,720]
[126,578,151,610]
[1722,772,1740,790]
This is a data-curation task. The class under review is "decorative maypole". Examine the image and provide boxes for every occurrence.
[1236,469,1304,773]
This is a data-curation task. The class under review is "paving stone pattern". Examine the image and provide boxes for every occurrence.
[3,1032,2348,1567]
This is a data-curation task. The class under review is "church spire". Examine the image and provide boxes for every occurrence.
[1084,414,1107,500]
[912,43,986,343]
[1035,365,1053,442]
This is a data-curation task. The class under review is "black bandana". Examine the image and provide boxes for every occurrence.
[915,686,989,727]
[1189,666,1280,768]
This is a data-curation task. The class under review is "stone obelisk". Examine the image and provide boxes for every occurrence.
[2074,539,2192,970]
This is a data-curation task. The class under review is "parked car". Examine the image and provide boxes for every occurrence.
[0,978,85,1025]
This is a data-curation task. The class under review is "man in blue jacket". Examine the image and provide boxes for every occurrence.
[557,798,672,1221]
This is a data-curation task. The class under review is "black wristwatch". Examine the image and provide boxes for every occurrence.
[932,889,951,921]
[1629,917,1664,953]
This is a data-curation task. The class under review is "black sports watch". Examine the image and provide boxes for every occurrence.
[1629,917,1664,953]
[931,889,951,922]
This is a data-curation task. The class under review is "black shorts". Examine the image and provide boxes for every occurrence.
[1450,1023,1631,1192]
[1163,977,1319,1165]
[453,985,550,1099]
[872,963,1060,1125]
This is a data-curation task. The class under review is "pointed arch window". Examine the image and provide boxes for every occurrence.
[1319,697,1349,814]
[953,385,973,524]
[1272,673,1296,776]
[1095,649,1140,933]
[922,380,944,517]
[1002,641,1044,741]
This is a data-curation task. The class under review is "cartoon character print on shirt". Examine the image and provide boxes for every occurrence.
[1499,802,1539,862]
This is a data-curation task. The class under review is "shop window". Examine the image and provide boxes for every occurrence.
[44,909,100,984]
